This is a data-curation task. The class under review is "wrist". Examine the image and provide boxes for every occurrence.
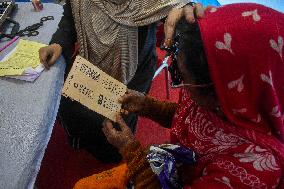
[140,96,155,113]
[118,138,137,154]
[140,95,147,112]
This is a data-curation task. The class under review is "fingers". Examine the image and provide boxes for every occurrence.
[205,5,214,12]
[116,114,129,132]
[118,89,134,103]
[47,53,59,67]
[195,3,205,18]
[39,44,62,69]
[183,5,195,23]
[118,95,131,106]
[119,91,145,113]
[39,48,49,69]
[121,101,138,112]
[120,109,129,115]
[118,94,128,103]
[164,7,183,47]
[102,119,117,138]
[183,3,205,23]
[126,89,136,94]
[47,45,61,66]
[164,3,207,47]
[118,92,139,104]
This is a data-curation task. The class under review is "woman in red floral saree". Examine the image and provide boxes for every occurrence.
[101,3,284,189]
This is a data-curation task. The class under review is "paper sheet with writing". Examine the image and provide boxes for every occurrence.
[0,39,46,76]
[62,56,127,122]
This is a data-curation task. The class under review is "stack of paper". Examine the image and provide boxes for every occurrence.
[0,39,46,82]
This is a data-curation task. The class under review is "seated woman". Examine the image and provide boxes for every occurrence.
[102,3,284,188]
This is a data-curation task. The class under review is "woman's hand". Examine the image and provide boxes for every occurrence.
[118,89,146,114]
[39,43,62,69]
[164,3,208,47]
[102,114,135,151]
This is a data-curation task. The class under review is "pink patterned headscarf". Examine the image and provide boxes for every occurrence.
[198,3,284,186]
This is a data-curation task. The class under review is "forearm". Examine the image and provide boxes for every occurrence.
[120,140,161,189]
[50,0,77,63]
[139,96,178,128]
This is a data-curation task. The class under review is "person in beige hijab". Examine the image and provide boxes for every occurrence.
[39,0,206,163]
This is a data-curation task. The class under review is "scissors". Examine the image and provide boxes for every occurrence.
[17,16,54,37]
[0,16,55,39]
[160,34,183,86]
[18,30,39,37]
[40,16,54,22]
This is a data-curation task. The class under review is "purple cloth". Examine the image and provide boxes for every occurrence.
[146,144,196,189]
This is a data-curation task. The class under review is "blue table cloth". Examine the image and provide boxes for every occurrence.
[0,3,65,189]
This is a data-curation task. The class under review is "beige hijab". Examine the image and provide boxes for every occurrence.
[70,0,187,84]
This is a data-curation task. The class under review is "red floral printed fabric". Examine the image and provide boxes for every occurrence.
[171,3,284,188]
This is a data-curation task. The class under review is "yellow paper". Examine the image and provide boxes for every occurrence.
[62,56,127,122]
[0,39,46,76]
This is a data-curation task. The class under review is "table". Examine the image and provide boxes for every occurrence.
[0,3,65,189]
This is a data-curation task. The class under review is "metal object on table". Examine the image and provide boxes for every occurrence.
[0,15,54,39]
[17,16,54,37]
